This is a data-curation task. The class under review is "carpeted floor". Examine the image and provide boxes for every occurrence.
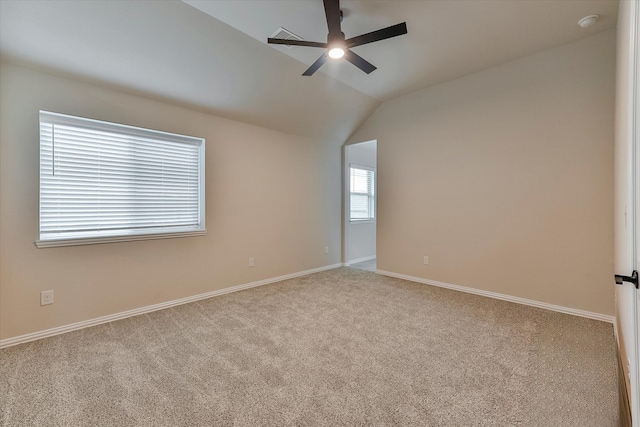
[0,268,618,426]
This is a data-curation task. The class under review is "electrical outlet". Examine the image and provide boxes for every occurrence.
[40,290,54,306]
[423,256,429,265]
[324,246,329,254]
[249,257,254,267]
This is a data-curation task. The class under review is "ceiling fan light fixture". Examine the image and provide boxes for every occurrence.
[328,46,345,59]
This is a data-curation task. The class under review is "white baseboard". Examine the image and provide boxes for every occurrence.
[0,263,344,349]
[345,255,376,266]
[376,270,614,324]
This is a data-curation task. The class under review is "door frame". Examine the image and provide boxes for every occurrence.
[624,0,640,421]
[633,0,640,418]
[343,141,377,266]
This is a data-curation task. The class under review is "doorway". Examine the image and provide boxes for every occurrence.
[344,140,377,272]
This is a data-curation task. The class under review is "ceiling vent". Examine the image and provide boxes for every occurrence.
[269,27,303,49]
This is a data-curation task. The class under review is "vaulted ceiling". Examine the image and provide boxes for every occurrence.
[0,0,618,143]
[186,0,618,102]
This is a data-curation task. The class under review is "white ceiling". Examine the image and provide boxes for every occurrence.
[0,0,378,143]
[0,0,618,143]
[185,0,618,101]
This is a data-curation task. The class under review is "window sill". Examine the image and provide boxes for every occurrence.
[35,229,207,248]
[350,219,376,225]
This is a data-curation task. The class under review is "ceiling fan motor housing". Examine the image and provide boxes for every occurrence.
[328,32,346,44]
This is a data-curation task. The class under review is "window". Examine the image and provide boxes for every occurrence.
[350,165,375,221]
[37,111,205,247]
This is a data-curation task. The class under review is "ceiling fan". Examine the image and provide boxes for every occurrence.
[267,0,408,76]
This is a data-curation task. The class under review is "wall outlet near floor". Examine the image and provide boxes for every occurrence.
[423,256,429,265]
[248,257,254,267]
[324,246,329,254]
[40,290,54,305]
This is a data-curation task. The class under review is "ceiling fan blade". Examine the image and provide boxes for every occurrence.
[267,38,327,48]
[302,54,328,76]
[323,0,342,36]
[344,50,377,74]
[346,22,408,48]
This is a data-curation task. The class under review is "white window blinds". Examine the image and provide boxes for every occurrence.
[350,165,375,221]
[38,111,205,247]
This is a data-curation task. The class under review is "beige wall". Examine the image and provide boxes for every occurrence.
[0,63,342,341]
[348,30,616,316]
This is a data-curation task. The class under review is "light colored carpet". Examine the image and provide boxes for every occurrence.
[0,268,617,426]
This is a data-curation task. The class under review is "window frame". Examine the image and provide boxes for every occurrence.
[36,111,206,248]
[349,163,376,223]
